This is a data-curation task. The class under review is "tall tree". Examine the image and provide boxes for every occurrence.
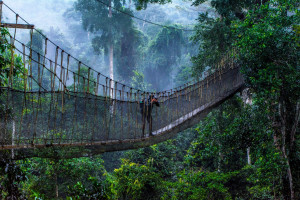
[233,1,299,198]
[75,0,139,84]
[114,19,144,83]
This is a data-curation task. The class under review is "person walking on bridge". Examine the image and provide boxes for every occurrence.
[140,94,160,136]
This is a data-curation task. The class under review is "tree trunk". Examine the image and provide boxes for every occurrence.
[217,150,221,172]
[55,172,58,198]
[11,120,15,159]
[217,106,224,172]
[242,89,252,166]
[278,99,295,200]
[247,147,251,165]
[109,0,112,18]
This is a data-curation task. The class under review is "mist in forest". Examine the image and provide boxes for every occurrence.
[4,0,209,91]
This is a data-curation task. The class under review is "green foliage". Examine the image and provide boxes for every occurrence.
[115,28,144,83]
[68,66,96,93]
[145,27,184,90]
[174,64,193,87]
[19,156,105,199]
[0,28,25,121]
[68,159,165,200]
[233,2,299,197]
[75,0,124,47]
[192,13,233,74]
[173,170,235,200]
[113,159,165,200]
[247,150,286,199]
[186,98,246,171]
[75,0,142,82]
[133,0,172,10]
[233,1,299,104]
[68,175,117,200]
[0,28,12,87]
[1,1,299,200]
[0,152,27,200]
[125,130,196,179]
[0,28,25,88]
[131,70,151,91]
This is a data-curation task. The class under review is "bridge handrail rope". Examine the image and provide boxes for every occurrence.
[1,1,234,97]
[7,34,238,104]
[0,1,245,158]
[9,34,237,103]
[5,22,238,104]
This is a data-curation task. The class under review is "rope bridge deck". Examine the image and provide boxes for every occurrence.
[0,2,245,158]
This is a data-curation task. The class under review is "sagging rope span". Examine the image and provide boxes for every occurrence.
[0,2,245,158]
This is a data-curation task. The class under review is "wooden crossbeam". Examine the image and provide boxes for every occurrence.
[1,23,34,29]
[0,1,34,30]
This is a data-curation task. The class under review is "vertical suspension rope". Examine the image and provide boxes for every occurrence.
[77,61,81,92]
[40,39,47,92]
[52,46,60,144]
[40,38,47,142]
[103,78,108,139]
[136,90,140,136]
[96,73,100,96]
[128,89,132,137]
[32,53,42,145]
[114,82,117,100]
[112,82,117,134]
[83,77,86,93]
[66,54,70,85]
[27,29,35,146]
[92,80,98,143]
[108,79,112,99]
[71,72,77,144]
[17,44,27,146]
[176,90,179,125]
[59,50,64,91]
[87,67,91,94]
[105,77,108,100]
[73,71,76,92]
[37,53,41,89]
[141,92,145,138]
[134,91,137,139]
[120,90,123,138]
[8,14,18,87]
[82,77,88,144]
[53,47,59,92]
[167,91,170,124]
[192,83,196,111]
[59,50,65,145]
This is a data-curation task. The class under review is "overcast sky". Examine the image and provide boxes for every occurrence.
[3,0,202,33]
[4,0,74,33]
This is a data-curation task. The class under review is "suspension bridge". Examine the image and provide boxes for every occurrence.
[0,1,245,159]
